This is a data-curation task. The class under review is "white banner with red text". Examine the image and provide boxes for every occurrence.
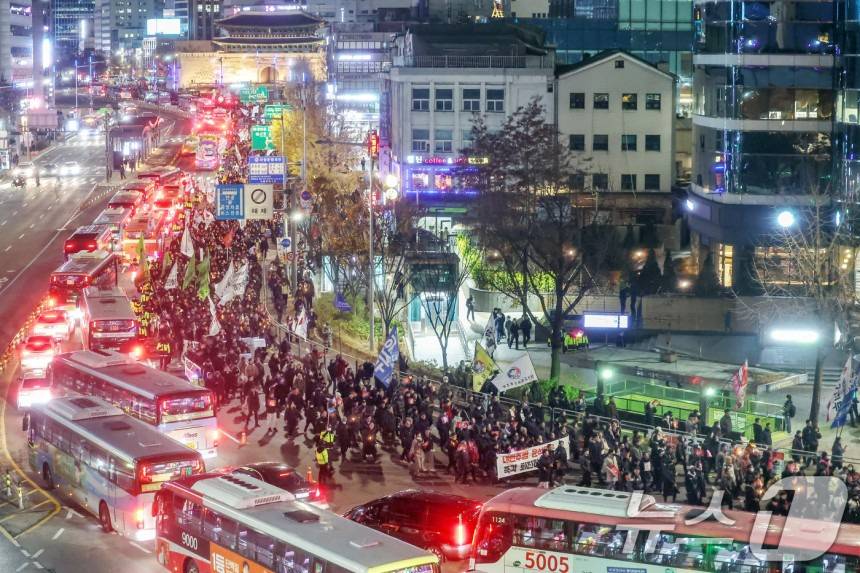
[496,437,569,479]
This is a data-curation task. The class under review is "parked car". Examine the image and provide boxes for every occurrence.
[217,462,326,505]
[344,490,481,561]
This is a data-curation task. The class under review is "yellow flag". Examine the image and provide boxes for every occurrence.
[472,341,498,392]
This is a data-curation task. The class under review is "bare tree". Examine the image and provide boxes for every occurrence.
[373,202,420,337]
[468,98,613,379]
[748,191,850,423]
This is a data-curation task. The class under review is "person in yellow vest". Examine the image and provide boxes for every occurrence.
[315,443,331,486]
[156,339,172,370]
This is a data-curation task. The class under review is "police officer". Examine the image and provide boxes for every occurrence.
[156,337,172,370]
[315,443,331,486]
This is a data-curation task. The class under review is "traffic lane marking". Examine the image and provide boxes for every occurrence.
[30,549,42,559]
[129,542,152,554]
[15,562,27,571]
[50,528,63,540]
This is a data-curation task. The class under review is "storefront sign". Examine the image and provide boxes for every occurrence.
[406,155,488,166]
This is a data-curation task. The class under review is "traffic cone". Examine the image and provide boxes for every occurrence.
[306,466,316,485]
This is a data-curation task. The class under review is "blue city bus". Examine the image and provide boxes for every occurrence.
[26,396,204,540]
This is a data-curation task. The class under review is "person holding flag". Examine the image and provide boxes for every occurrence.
[374,326,399,388]
[472,341,499,392]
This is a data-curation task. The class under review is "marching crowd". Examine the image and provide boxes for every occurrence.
[134,103,860,527]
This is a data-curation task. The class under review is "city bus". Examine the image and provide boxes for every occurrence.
[49,251,118,313]
[195,133,219,171]
[25,396,205,539]
[49,349,218,458]
[80,286,138,350]
[468,486,860,573]
[153,472,440,573]
[122,210,166,262]
[92,206,133,245]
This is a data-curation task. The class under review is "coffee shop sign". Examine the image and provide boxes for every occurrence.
[406,155,489,166]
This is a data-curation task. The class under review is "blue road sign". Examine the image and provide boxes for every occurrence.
[248,155,285,185]
[215,184,245,220]
[280,237,291,250]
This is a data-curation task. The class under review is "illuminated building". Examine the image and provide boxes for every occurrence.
[387,23,554,199]
[174,11,325,86]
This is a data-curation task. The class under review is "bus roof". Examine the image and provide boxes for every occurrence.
[482,486,860,557]
[52,251,115,276]
[167,474,438,573]
[109,191,143,205]
[93,207,132,227]
[57,350,208,400]
[34,397,198,463]
[82,287,136,321]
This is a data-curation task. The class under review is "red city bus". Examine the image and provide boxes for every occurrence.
[49,251,118,311]
[469,486,860,573]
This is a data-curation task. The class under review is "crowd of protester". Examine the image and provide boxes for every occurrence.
[135,101,860,526]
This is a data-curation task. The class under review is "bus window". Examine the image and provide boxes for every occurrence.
[642,532,706,569]
[253,530,276,569]
[572,523,631,559]
[275,542,310,573]
[514,516,570,552]
[204,509,237,549]
[175,496,202,534]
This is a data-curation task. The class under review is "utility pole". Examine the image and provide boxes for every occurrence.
[368,152,375,353]
[88,55,94,111]
[74,58,78,110]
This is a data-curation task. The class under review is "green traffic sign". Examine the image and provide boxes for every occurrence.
[250,124,275,151]
[264,103,294,120]
[240,85,270,104]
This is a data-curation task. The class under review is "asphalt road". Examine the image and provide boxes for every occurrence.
[0,131,496,573]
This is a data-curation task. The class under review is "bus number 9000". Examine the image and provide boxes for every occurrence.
[181,532,199,551]
[523,551,569,573]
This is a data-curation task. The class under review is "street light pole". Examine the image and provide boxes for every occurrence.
[88,55,93,111]
[74,58,78,110]
[368,153,375,353]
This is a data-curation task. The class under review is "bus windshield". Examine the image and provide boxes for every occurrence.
[158,392,214,424]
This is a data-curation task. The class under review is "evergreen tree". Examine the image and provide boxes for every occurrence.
[636,248,662,295]
[694,251,721,296]
[661,250,677,293]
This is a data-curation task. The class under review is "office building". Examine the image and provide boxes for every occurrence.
[686,0,836,293]
[328,24,393,137]
[516,0,693,110]
[52,0,94,57]
[189,0,220,40]
[387,24,555,198]
[0,0,33,84]
[557,50,675,194]
[95,0,165,56]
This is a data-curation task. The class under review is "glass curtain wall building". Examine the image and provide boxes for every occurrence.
[52,0,94,57]
[520,0,693,83]
[686,0,837,293]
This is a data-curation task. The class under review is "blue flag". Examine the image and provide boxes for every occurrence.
[831,383,857,429]
[373,326,399,387]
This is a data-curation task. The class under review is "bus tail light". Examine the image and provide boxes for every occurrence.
[135,507,145,528]
[209,429,220,443]
[455,517,467,547]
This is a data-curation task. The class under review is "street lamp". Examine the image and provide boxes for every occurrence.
[777,210,795,228]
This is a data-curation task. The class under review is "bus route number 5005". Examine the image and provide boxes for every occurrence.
[518,551,569,573]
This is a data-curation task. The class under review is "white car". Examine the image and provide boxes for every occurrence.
[13,162,34,177]
[31,309,73,341]
[16,371,52,409]
[59,161,81,176]
[20,335,57,371]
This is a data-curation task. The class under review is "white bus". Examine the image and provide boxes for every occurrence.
[80,286,138,350]
[154,472,440,573]
[25,396,205,539]
[49,350,219,459]
[469,486,860,573]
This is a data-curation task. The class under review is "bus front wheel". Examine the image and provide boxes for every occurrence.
[42,464,54,490]
[184,558,200,573]
[99,502,113,533]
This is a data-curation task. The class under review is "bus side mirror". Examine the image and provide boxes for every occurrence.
[21,414,29,433]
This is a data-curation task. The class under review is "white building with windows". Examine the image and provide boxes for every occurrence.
[556,50,675,194]
[387,24,554,198]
